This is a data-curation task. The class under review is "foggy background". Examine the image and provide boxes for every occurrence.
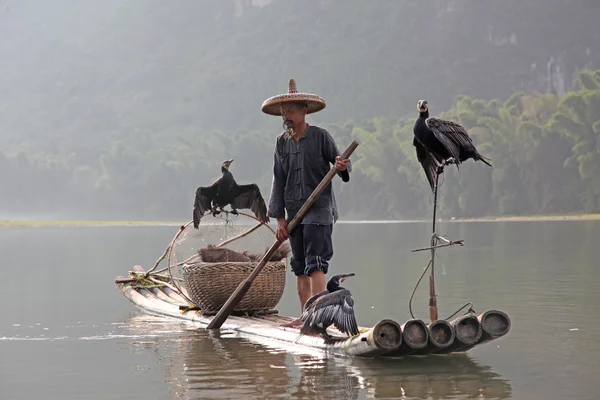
[1,0,599,221]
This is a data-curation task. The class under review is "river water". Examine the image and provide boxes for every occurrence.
[1,220,598,399]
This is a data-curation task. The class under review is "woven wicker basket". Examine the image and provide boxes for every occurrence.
[182,260,286,314]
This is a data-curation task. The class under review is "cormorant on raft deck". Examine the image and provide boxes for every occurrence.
[294,273,360,341]
[193,159,269,228]
[413,100,492,190]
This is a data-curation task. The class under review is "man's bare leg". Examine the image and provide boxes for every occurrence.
[310,270,326,295]
[296,274,312,309]
[281,275,311,328]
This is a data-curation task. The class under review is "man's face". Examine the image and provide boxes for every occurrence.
[280,102,307,132]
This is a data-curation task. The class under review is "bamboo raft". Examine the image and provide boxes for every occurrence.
[115,141,512,359]
[115,265,511,359]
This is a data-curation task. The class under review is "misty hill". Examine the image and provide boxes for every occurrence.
[1,0,599,151]
[1,1,600,221]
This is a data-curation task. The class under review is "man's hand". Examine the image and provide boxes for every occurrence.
[276,218,289,242]
[334,156,350,171]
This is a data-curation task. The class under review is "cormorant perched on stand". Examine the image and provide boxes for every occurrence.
[192,159,269,228]
[413,100,492,190]
[293,273,360,342]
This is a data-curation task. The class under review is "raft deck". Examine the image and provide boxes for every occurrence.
[115,266,511,359]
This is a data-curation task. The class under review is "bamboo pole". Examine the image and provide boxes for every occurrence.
[206,140,359,329]
[215,222,263,248]
[146,222,193,276]
[429,170,441,322]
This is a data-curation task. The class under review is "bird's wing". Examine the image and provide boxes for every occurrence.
[300,290,328,321]
[193,183,218,228]
[230,183,269,223]
[310,289,360,336]
[413,137,438,191]
[425,117,474,163]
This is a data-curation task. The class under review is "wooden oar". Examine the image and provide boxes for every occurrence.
[207,140,359,329]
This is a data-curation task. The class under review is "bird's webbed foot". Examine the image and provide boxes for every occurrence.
[436,157,456,173]
[321,332,338,345]
[281,318,303,328]
[444,157,456,166]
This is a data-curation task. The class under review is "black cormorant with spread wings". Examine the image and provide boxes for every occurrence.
[413,100,492,190]
[192,159,269,228]
[298,273,360,340]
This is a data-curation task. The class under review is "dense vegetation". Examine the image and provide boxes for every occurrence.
[2,69,600,221]
[1,1,599,220]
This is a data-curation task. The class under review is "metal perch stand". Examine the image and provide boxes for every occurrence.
[411,158,465,323]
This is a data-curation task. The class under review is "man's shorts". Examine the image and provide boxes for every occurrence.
[288,223,333,277]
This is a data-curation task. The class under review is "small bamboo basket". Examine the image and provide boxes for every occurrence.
[182,260,286,314]
[171,211,289,314]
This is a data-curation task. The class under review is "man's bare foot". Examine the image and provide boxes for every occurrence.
[281,318,302,328]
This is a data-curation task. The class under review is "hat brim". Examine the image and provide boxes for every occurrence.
[261,93,326,116]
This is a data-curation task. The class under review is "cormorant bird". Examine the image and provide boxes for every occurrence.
[192,159,269,228]
[413,100,492,190]
[298,273,360,340]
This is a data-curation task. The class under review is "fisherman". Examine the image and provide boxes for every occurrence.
[261,78,351,322]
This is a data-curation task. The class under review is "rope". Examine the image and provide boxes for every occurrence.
[128,272,167,289]
[408,257,476,321]
[445,302,476,320]
[408,259,432,319]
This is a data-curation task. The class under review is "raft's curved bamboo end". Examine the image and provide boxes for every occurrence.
[427,319,456,348]
[371,319,403,352]
[478,309,511,342]
[401,319,429,350]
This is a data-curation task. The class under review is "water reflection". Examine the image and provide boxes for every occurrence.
[348,355,512,399]
[123,315,511,399]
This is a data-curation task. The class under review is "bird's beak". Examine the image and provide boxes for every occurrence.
[228,159,234,164]
[340,273,355,283]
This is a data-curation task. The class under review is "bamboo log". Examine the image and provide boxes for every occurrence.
[162,286,189,304]
[150,287,181,305]
[428,319,456,348]
[453,310,511,352]
[435,314,482,354]
[207,140,359,329]
[132,265,145,274]
[337,319,402,357]
[382,319,428,357]
[412,319,456,355]
[478,309,511,343]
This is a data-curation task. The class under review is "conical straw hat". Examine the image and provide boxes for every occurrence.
[261,78,326,116]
